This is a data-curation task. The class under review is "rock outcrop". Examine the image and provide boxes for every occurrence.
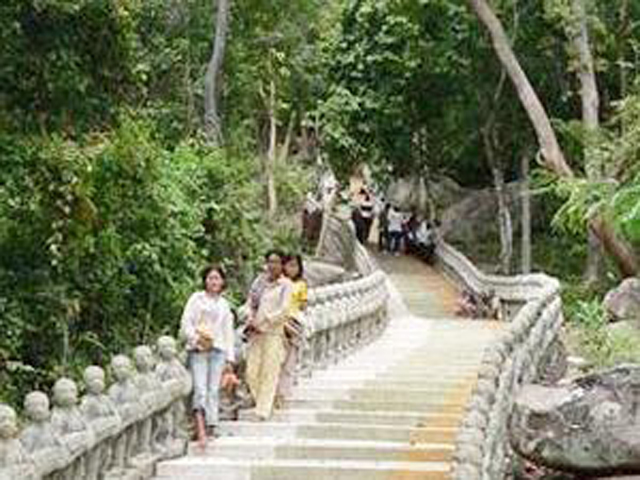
[510,365,640,476]
[386,176,466,213]
[604,278,640,322]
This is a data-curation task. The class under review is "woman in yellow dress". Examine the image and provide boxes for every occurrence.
[276,255,308,405]
[245,250,293,420]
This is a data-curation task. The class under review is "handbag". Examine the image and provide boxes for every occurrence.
[196,314,214,351]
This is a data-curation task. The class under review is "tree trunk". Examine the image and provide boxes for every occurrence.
[203,0,231,146]
[494,164,513,275]
[521,152,532,273]
[467,0,572,177]
[266,75,278,219]
[278,111,296,164]
[468,0,639,277]
[619,0,630,102]
[481,125,513,274]
[572,0,604,284]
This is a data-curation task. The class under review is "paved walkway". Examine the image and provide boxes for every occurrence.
[155,255,504,480]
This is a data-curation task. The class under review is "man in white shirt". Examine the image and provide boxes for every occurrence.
[387,206,404,255]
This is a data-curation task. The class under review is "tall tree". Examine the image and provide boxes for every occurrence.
[570,0,604,284]
[520,152,532,273]
[204,0,232,146]
[467,0,639,277]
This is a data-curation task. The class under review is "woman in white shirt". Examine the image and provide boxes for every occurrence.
[180,265,235,448]
[387,206,405,255]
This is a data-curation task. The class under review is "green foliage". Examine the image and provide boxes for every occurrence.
[549,86,640,246]
[0,0,143,133]
[320,0,476,179]
[569,298,640,368]
[0,115,308,406]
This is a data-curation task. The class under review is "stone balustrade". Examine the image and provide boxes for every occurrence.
[1,265,389,480]
[299,269,389,376]
[0,335,191,480]
[436,240,564,480]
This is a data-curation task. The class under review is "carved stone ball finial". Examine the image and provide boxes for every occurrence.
[0,404,18,439]
[24,391,50,423]
[84,366,106,395]
[53,378,79,408]
[134,345,154,373]
[157,336,177,360]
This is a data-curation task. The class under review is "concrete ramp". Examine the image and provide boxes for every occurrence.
[155,255,504,480]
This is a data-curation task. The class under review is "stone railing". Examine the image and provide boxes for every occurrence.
[1,267,389,480]
[298,269,389,376]
[316,211,377,276]
[435,240,564,480]
[0,336,191,480]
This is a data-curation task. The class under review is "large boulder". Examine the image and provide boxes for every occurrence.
[386,175,466,213]
[510,365,640,476]
[604,278,640,322]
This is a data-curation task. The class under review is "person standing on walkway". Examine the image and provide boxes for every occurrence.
[180,265,235,448]
[275,254,308,406]
[387,205,405,255]
[359,190,375,244]
[245,250,293,420]
[378,202,390,252]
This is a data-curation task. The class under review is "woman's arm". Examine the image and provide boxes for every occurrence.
[221,302,235,363]
[179,293,200,350]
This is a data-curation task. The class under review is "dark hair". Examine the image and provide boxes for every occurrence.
[283,254,304,281]
[201,264,227,290]
[264,249,285,261]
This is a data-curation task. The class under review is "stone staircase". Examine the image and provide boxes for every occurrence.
[154,256,505,480]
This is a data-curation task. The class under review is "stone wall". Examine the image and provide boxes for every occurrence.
[1,254,389,480]
[436,240,563,480]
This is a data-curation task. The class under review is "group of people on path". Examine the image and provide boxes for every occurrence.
[179,250,307,448]
[351,188,437,264]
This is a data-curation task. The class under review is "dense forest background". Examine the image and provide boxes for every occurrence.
[1,0,640,407]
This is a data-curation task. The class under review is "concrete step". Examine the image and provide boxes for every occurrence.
[288,386,472,403]
[295,378,474,391]
[218,421,457,444]
[271,408,461,428]
[156,457,450,480]
[186,437,454,462]
[310,367,479,382]
[284,397,467,413]
[315,362,483,372]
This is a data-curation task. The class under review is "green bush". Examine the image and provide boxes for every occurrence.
[0,117,307,407]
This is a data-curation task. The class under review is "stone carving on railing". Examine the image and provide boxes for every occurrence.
[436,240,564,480]
[20,391,68,478]
[0,404,36,479]
[80,366,120,480]
[51,378,93,479]
[107,354,143,478]
[1,256,389,480]
[0,337,190,480]
[154,335,191,459]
